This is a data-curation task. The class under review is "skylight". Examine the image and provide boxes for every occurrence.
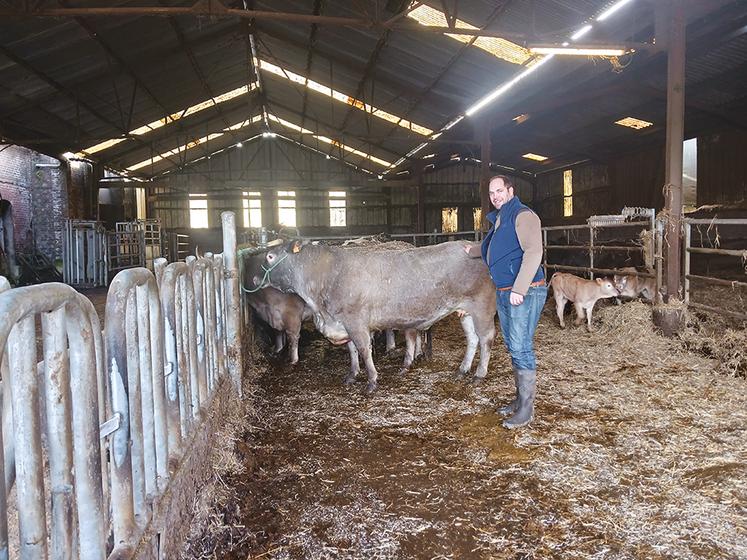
[126,115,262,171]
[522,153,548,162]
[258,60,433,136]
[407,4,532,65]
[267,114,394,168]
[77,81,260,157]
[615,116,653,130]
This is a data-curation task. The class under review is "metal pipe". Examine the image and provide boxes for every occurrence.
[686,247,747,257]
[685,274,747,289]
[0,276,9,560]
[683,219,747,225]
[8,314,48,558]
[42,306,75,559]
[0,284,108,558]
[187,256,209,406]
[687,302,747,321]
[544,244,645,251]
[136,284,158,500]
[66,294,106,560]
[544,264,653,277]
[684,222,691,304]
[222,211,243,396]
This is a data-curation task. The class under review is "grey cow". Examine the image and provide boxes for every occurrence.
[260,239,496,393]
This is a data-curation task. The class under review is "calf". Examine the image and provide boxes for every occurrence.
[550,272,619,331]
[260,240,496,393]
[613,267,658,302]
[244,284,312,364]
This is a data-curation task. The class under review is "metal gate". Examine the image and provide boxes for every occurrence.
[542,207,659,295]
[63,219,108,287]
[684,217,747,321]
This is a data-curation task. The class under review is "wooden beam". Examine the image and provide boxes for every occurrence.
[663,0,686,303]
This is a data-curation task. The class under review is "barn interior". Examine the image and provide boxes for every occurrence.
[1,1,746,559]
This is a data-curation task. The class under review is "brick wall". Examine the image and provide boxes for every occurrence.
[0,144,69,260]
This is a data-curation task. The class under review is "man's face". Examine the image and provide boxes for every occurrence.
[489,178,514,209]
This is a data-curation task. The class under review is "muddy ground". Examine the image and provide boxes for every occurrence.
[185,302,746,560]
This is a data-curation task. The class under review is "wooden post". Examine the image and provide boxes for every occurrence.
[654,0,687,336]
[663,0,686,303]
[414,160,425,234]
[479,123,492,231]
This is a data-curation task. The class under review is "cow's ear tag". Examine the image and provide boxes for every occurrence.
[292,241,302,253]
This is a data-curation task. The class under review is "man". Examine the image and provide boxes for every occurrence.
[465,175,546,429]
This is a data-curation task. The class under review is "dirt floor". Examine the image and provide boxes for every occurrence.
[184,301,746,560]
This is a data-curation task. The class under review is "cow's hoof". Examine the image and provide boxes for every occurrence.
[365,382,377,395]
[455,370,468,380]
[343,374,356,385]
[398,367,409,375]
[470,375,485,386]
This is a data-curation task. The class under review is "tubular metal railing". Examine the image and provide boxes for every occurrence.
[0,210,243,559]
[684,217,747,321]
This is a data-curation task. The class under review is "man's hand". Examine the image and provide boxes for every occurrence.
[510,292,524,306]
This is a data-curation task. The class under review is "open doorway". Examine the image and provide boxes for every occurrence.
[0,199,17,279]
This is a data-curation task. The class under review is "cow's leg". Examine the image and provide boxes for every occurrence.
[457,315,479,378]
[274,331,285,353]
[344,341,360,385]
[287,330,300,365]
[385,329,396,353]
[424,328,433,360]
[399,329,417,374]
[573,302,585,326]
[349,327,379,394]
[414,331,423,359]
[470,312,496,383]
[555,295,567,328]
[585,304,595,332]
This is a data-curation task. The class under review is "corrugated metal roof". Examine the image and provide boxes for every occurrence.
[0,0,746,178]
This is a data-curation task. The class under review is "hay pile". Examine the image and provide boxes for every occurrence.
[184,303,747,559]
[181,356,264,558]
[679,311,747,377]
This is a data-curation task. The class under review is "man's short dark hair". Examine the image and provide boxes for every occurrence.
[489,174,515,190]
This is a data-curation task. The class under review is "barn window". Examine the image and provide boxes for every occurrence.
[563,169,573,217]
[189,194,209,229]
[277,190,296,227]
[242,191,262,228]
[329,191,346,227]
[473,207,483,230]
[442,207,458,233]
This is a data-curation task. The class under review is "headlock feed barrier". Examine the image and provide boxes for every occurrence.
[0,211,242,559]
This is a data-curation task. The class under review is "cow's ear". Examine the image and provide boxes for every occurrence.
[291,239,303,253]
[595,278,603,285]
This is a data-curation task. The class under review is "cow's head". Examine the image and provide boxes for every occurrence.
[596,277,620,297]
[612,274,628,293]
[262,239,309,292]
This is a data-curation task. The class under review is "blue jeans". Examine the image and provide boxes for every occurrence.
[496,285,548,371]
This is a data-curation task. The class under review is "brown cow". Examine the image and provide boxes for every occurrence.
[244,284,312,364]
[613,267,658,302]
[550,272,619,331]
